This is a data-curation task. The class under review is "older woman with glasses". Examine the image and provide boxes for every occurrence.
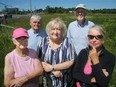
[72,25,115,87]
[4,28,43,87]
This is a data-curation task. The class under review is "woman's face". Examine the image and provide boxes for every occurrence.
[49,24,63,41]
[14,37,28,49]
[88,29,104,49]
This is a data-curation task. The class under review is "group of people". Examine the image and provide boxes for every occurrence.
[4,3,115,87]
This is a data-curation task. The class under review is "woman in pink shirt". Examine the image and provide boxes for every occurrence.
[4,28,43,87]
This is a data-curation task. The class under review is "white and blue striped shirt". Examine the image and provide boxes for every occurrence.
[38,37,76,87]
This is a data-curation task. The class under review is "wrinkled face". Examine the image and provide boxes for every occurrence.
[30,19,41,31]
[75,8,86,22]
[88,30,104,49]
[49,24,63,41]
[14,37,28,49]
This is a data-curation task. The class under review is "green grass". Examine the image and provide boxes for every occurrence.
[0,13,116,87]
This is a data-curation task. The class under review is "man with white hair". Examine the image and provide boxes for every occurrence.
[67,4,95,55]
[28,15,47,51]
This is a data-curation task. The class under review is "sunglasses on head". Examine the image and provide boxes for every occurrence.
[88,35,103,40]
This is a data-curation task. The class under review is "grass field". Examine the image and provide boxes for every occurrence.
[0,13,116,87]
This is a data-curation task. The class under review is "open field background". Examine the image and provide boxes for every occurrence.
[0,13,116,87]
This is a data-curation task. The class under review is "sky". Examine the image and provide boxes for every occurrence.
[0,0,116,11]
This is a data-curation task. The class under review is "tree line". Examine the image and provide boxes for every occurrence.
[4,6,116,14]
[27,6,116,14]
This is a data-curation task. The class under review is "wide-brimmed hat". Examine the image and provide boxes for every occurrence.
[12,28,29,39]
[75,4,86,10]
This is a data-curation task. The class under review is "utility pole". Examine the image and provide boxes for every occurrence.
[30,0,32,14]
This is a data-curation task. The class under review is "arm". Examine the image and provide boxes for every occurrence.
[4,55,43,87]
[54,60,74,70]
[92,63,115,87]
[4,55,28,87]
[67,27,70,38]
[42,60,73,78]
[42,60,74,72]
[89,47,116,86]
[4,55,14,87]
[72,49,93,84]
[26,57,43,80]
[11,58,43,87]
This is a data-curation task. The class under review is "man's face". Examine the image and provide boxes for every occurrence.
[30,19,41,31]
[75,8,86,22]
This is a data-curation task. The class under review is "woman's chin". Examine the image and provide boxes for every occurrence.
[19,45,27,49]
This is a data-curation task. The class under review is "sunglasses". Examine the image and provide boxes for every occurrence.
[88,35,103,40]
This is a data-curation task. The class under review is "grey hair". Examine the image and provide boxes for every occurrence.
[89,25,106,41]
[46,17,67,37]
[30,15,42,21]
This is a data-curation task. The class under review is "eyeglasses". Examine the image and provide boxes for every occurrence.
[76,11,85,13]
[16,37,28,42]
[88,35,103,40]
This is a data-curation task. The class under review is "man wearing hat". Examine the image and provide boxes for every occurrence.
[67,4,95,55]
[4,28,43,87]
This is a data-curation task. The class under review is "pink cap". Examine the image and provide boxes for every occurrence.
[12,28,29,39]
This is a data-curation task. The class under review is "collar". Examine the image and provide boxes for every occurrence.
[31,28,39,35]
[99,46,106,56]
[77,19,88,27]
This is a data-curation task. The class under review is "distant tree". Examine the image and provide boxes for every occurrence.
[34,9,43,13]
[10,6,116,14]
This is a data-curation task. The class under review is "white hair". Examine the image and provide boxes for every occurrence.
[30,15,42,21]
[89,25,106,41]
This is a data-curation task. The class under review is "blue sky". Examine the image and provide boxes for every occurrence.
[0,0,116,11]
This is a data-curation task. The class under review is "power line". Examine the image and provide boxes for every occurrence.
[0,2,12,7]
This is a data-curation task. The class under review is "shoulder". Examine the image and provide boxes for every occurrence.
[104,49,116,61]
[39,29,47,36]
[86,19,95,25]
[39,37,48,46]
[28,48,37,57]
[29,48,36,52]
[6,50,15,58]
[27,28,32,32]
[41,37,48,42]
[100,47,116,66]
[39,29,45,31]
[27,28,33,35]
[39,29,46,33]
[69,20,77,26]
[79,48,88,55]
[5,50,15,62]
[63,37,71,44]
[103,49,116,68]
[63,37,75,49]
[28,48,36,55]
[88,21,95,25]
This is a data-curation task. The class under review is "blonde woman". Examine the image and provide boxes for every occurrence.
[37,17,76,87]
